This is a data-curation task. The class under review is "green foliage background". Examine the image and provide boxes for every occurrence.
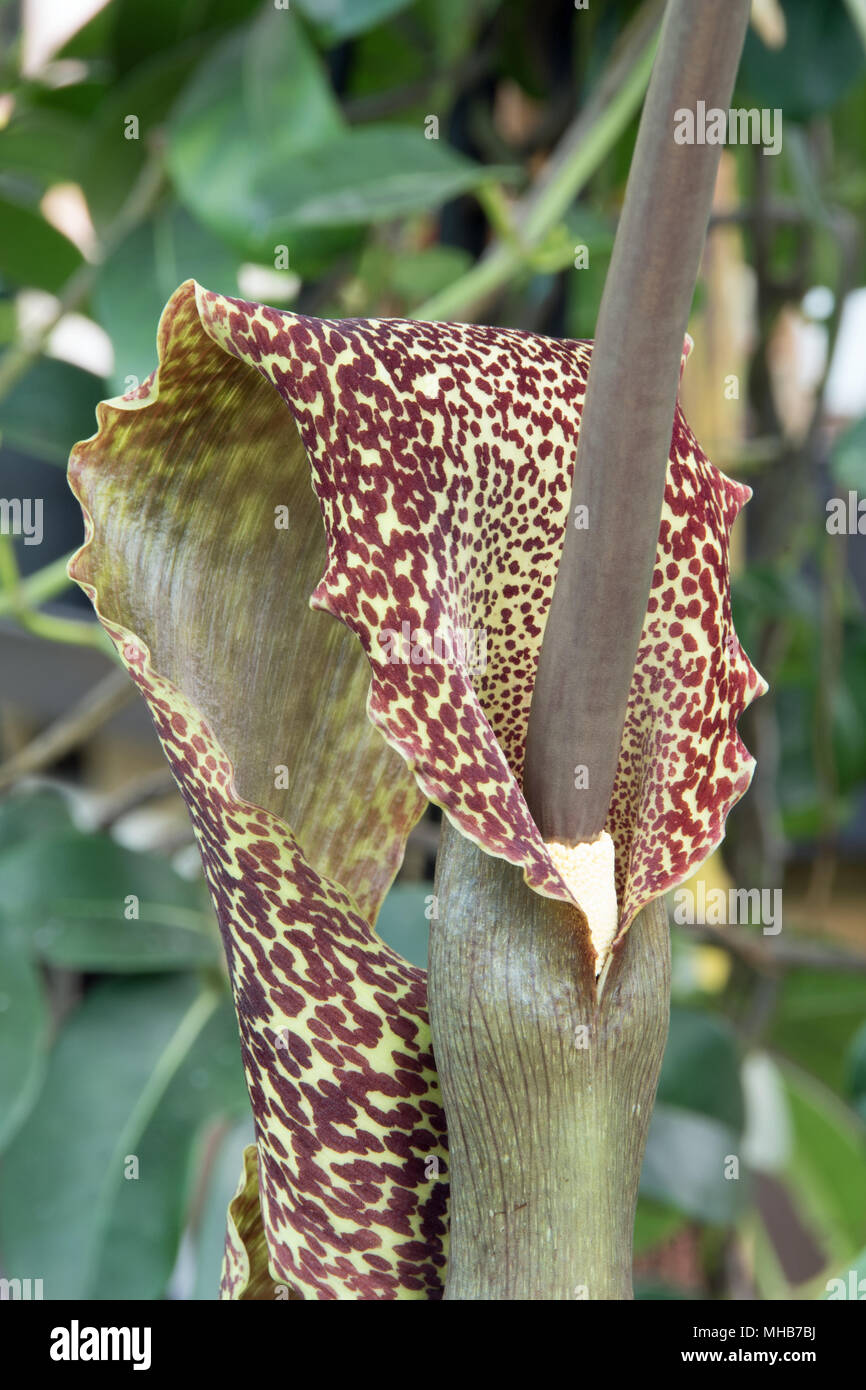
[1,0,865,1300]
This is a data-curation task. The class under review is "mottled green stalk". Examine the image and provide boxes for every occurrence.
[430,820,670,1300]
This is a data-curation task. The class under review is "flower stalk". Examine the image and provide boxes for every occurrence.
[435,0,755,1300]
[523,0,753,845]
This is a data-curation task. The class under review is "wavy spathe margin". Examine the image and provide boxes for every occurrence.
[67,279,765,1295]
[67,287,447,1298]
[194,282,766,949]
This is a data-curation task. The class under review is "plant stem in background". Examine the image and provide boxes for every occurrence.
[0,668,133,793]
[523,0,752,844]
[0,156,164,653]
[413,0,663,323]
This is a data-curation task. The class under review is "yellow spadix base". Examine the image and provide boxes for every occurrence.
[547,831,618,974]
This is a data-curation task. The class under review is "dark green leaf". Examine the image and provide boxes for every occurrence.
[246,127,510,233]
[90,995,248,1299]
[168,8,502,258]
[0,110,87,189]
[769,969,866,1094]
[0,197,83,292]
[0,832,219,972]
[0,931,49,1152]
[782,1063,866,1258]
[167,6,345,264]
[94,204,241,394]
[845,1022,866,1122]
[0,358,104,464]
[77,45,202,230]
[109,0,262,77]
[658,1008,744,1132]
[0,786,77,851]
[0,976,244,1299]
[295,0,417,42]
[737,0,866,122]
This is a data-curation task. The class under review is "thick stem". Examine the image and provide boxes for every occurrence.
[429,819,670,1300]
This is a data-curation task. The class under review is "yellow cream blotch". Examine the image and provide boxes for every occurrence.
[547,830,618,974]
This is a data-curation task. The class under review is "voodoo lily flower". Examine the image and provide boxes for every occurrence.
[67,280,765,1300]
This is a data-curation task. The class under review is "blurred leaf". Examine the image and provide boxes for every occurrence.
[633,1198,687,1257]
[640,1104,743,1225]
[243,126,509,232]
[0,299,14,344]
[731,565,817,659]
[295,0,417,42]
[168,7,503,261]
[0,832,219,972]
[0,786,77,849]
[830,414,866,491]
[844,1022,866,1123]
[737,0,866,121]
[657,1008,744,1132]
[77,44,201,230]
[374,882,430,967]
[833,628,866,791]
[94,203,240,394]
[167,7,350,269]
[0,933,48,1153]
[24,78,111,122]
[0,110,88,189]
[0,197,83,293]
[418,0,500,66]
[53,0,115,61]
[782,1063,866,1261]
[0,358,104,464]
[90,996,248,1299]
[343,10,428,110]
[0,976,244,1299]
[389,245,472,301]
[109,0,262,77]
[770,970,866,1094]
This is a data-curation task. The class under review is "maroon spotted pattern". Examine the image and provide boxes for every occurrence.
[197,286,765,936]
[75,611,448,1300]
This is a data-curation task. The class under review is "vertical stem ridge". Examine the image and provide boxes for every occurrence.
[430,820,670,1300]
